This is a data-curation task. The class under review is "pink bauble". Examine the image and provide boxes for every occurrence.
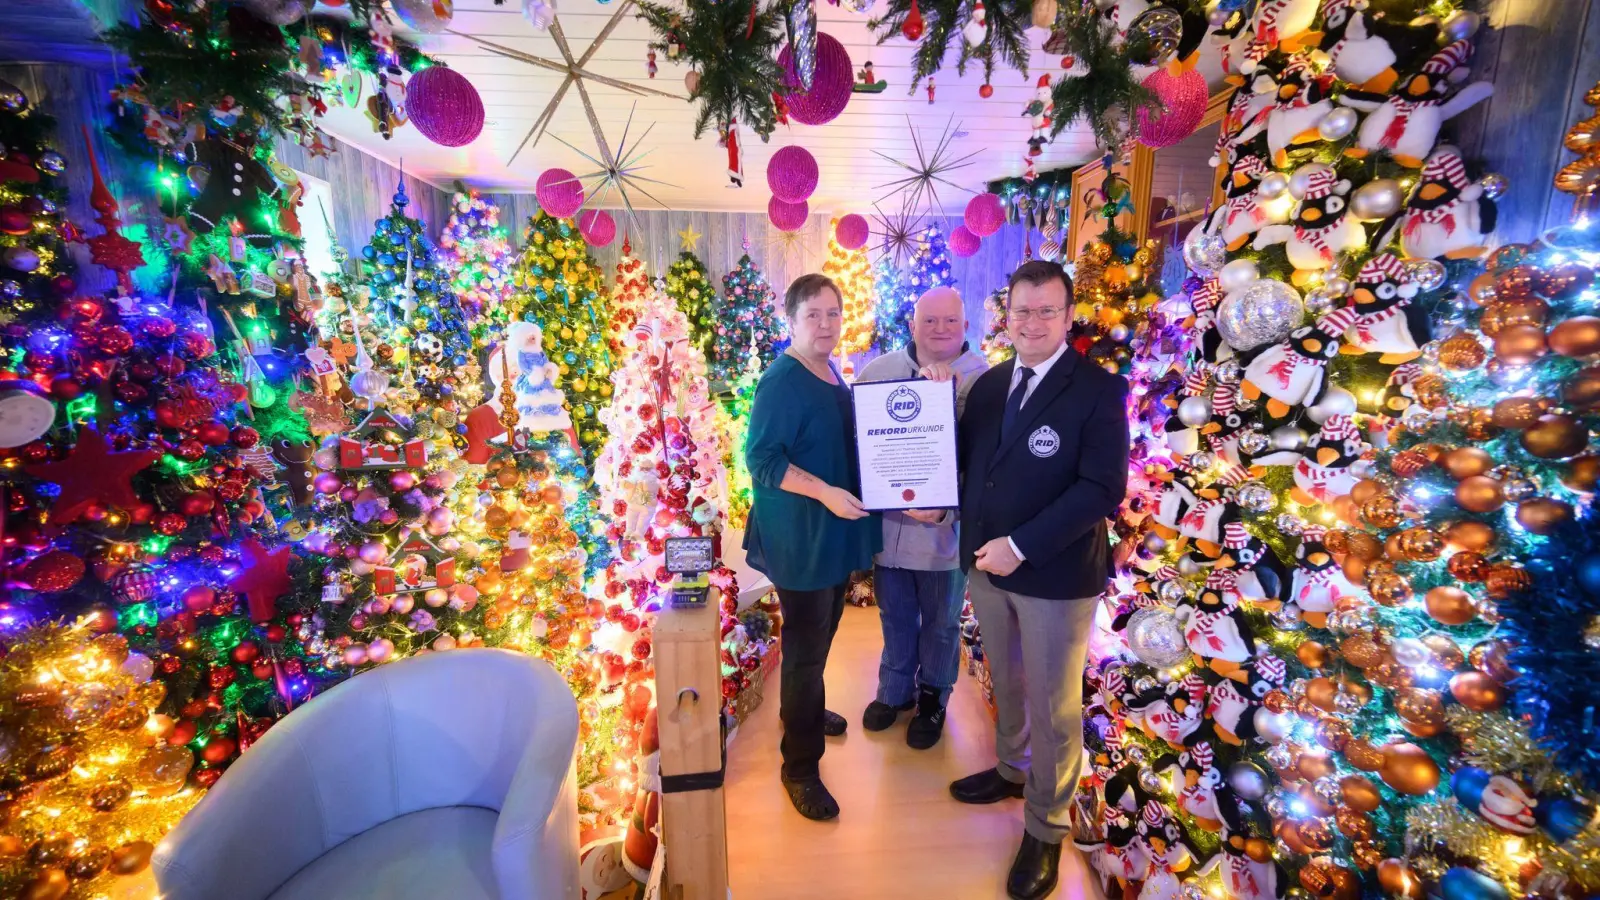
[579,209,617,247]
[778,33,852,126]
[950,225,981,258]
[536,168,585,219]
[767,145,819,203]
[835,213,869,250]
[964,192,1005,237]
[1137,68,1209,149]
[406,66,484,147]
[768,196,809,232]
[367,638,395,664]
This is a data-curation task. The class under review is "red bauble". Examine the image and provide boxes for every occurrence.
[167,719,197,745]
[113,381,149,404]
[979,83,994,98]
[902,0,925,40]
[631,638,652,660]
[178,492,214,516]
[181,585,216,613]
[192,767,223,788]
[230,426,260,449]
[154,513,187,536]
[22,550,85,592]
[173,439,205,461]
[95,326,134,356]
[195,422,230,446]
[250,660,274,680]
[48,376,81,400]
[199,737,236,765]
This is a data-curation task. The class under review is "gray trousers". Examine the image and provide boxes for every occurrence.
[968,570,1098,844]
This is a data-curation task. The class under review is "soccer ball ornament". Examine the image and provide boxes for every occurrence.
[414,333,445,362]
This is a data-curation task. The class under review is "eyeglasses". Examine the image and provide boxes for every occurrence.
[1008,306,1066,322]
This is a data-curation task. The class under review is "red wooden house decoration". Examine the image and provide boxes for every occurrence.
[372,532,457,596]
[338,409,427,470]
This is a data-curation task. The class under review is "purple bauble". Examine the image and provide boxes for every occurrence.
[835,213,869,250]
[579,209,616,247]
[536,168,585,219]
[949,225,981,258]
[767,145,819,203]
[769,196,809,232]
[407,67,484,148]
[778,33,852,126]
[964,192,1005,238]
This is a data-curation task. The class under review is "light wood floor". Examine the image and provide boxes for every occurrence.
[725,605,1100,900]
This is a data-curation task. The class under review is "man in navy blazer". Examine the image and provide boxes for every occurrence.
[946,260,1130,900]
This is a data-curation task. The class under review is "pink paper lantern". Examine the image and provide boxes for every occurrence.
[578,209,616,247]
[536,168,585,219]
[778,33,852,126]
[768,196,809,233]
[835,214,869,250]
[406,66,485,147]
[767,145,819,204]
[1136,68,1209,149]
[964,193,1005,238]
[949,225,981,258]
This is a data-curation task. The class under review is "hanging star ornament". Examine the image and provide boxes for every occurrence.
[230,537,293,623]
[873,114,982,215]
[764,225,815,269]
[869,198,929,266]
[546,103,677,237]
[450,2,683,166]
[679,222,703,253]
[23,429,160,525]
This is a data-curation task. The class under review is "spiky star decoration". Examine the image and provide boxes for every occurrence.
[869,197,929,266]
[547,103,677,238]
[873,115,982,215]
[764,224,816,270]
[450,1,682,166]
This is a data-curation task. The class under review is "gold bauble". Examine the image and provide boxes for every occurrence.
[1564,365,1600,411]
[1425,585,1477,626]
[66,845,110,881]
[1396,526,1443,561]
[88,779,131,812]
[1378,859,1425,900]
[1360,494,1404,529]
[1522,414,1589,459]
[1340,774,1382,812]
[1455,475,1505,513]
[1461,406,1502,441]
[1450,671,1509,711]
[1443,520,1496,552]
[109,841,154,876]
[1378,742,1440,795]
[1448,550,1490,582]
[1297,640,1330,669]
[1493,324,1549,365]
[1297,817,1335,851]
[21,869,68,900]
[1306,676,1339,711]
[1345,531,1384,561]
[1491,396,1547,429]
[1562,454,1600,492]
[1439,447,1493,480]
[1344,738,1387,772]
[1517,497,1574,534]
[1437,333,1487,371]
[1550,316,1600,357]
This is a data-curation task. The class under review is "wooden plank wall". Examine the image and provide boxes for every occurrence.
[276,138,452,256]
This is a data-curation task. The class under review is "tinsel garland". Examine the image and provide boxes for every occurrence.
[868,0,1032,92]
[635,0,787,139]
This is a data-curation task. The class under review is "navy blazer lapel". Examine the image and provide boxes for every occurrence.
[989,347,1079,468]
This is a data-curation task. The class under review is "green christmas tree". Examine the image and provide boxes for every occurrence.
[712,249,785,386]
[665,244,716,364]
[870,255,913,355]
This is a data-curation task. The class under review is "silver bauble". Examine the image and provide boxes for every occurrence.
[1270,603,1305,630]
[1270,424,1308,452]
[843,0,874,14]
[1127,7,1183,66]
[1275,513,1304,535]
[1214,359,1242,384]
[0,80,26,113]
[1158,579,1186,605]
[1187,450,1216,470]
[1258,171,1291,200]
[1183,227,1228,276]
[1317,107,1359,141]
[1289,677,1309,698]
[1236,481,1274,512]
[1350,458,1377,479]
[1177,554,1202,576]
[35,151,65,177]
[1133,673,1159,693]
[1126,607,1190,668]
[1240,428,1271,455]
[243,0,313,26]
[0,280,19,300]
[1110,323,1131,342]
[1183,881,1207,900]
[1350,177,1404,221]
[1265,794,1288,819]
[351,368,390,402]
[1503,478,1538,502]
[1219,258,1260,293]
[1156,667,1176,685]
[1140,765,1166,793]
[1145,532,1168,554]
[1217,279,1304,350]
[1308,386,1357,423]
[1177,395,1213,428]
[1289,163,1337,200]
[1314,777,1343,806]
[1257,708,1294,744]
[1480,172,1509,200]
[1125,745,1148,764]
[1443,9,1482,41]
[1409,258,1448,291]
[1227,762,1271,800]
[1391,637,1431,668]
[1092,0,1117,9]
[1334,691,1364,715]
[1304,286,1340,315]
[1324,276,1353,298]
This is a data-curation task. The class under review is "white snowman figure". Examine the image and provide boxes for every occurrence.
[486,320,573,436]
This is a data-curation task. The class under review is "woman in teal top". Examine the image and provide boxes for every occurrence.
[744,273,880,822]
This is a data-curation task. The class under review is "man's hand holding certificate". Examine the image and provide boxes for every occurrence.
[852,378,960,512]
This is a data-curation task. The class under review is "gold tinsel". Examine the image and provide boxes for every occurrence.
[1449,707,1581,796]
[1408,799,1600,896]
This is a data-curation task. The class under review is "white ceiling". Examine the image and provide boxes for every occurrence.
[318,0,1223,213]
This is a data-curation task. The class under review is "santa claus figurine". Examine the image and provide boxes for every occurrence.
[722,125,744,188]
[1024,75,1053,157]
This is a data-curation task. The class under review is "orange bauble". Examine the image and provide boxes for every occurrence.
[1549,315,1600,357]
[1491,396,1547,429]
[1367,572,1413,606]
[1496,263,1541,299]
[1378,859,1425,900]
[1298,640,1330,669]
[1360,494,1405,529]
[1244,837,1273,863]
[1467,272,1498,305]
[1298,749,1336,780]
[1349,478,1385,504]
[1340,774,1382,812]
[1451,671,1509,711]
[1455,475,1505,512]
[1494,324,1549,364]
[1565,365,1600,411]
[1423,633,1466,669]
[1522,414,1590,459]
[1379,742,1441,795]
[1396,526,1444,561]
[1563,455,1600,492]
[1437,333,1487,372]
[1486,564,1533,598]
[1341,635,1386,669]
[1443,520,1496,552]
[1517,497,1574,534]
[1449,550,1490,581]
[1439,447,1493,479]
[1425,585,1478,625]
[1479,298,1548,336]
[1306,677,1339,712]
[1344,739,1387,772]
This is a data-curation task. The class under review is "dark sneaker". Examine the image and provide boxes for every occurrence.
[782,776,840,820]
[822,709,847,737]
[906,686,947,750]
[862,699,915,732]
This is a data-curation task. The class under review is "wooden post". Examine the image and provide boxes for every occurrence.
[654,590,729,900]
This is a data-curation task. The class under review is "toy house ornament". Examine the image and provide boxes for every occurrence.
[338,408,427,470]
[373,531,457,596]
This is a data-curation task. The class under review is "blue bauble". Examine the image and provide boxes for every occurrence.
[1537,795,1597,842]
[1576,553,1600,598]
[362,246,377,259]
[379,270,397,284]
[378,253,396,267]
[1441,868,1508,900]
[564,352,577,364]
[1451,766,1491,810]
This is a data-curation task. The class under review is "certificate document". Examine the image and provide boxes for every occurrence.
[852,378,959,512]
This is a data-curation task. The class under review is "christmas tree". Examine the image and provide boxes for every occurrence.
[609,236,651,356]
[905,225,954,301]
[712,247,785,386]
[979,286,1012,364]
[870,255,913,355]
[664,240,716,364]
[719,346,762,530]
[0,89,73,321]
[437,189,515,344]
[822,221,875,359]
[510,213,614,462]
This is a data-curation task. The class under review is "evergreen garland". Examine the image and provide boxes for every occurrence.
[869,0,1033,92]
[1047,5,1160,150]
[635,0,787,140]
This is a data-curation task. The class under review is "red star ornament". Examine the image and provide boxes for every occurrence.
[23,429,159,525]
[230,538,293,623]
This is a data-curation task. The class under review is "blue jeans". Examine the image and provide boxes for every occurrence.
[874,564,966,706]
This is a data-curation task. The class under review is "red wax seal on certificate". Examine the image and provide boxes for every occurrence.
[902,489,916,502]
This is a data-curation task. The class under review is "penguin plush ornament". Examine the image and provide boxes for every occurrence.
[1342,39,1493,167]
[1341,251,1430,360]
[1399,145,1498,260]
[1287,525,1361,629]
[1265,56,1336,167]
[1236,0,1322,76]
[1204,153,1290,252]
[1241,306,1361,419]
[1252,164,1366,284]
[1319,0,1437,99]
[1291,413,1368,506]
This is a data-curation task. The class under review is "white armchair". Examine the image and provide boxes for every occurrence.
[153,648,580,900]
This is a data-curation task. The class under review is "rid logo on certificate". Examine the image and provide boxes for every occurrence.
[851,378,959,512]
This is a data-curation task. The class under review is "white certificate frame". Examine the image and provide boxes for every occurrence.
[851,377,960,512]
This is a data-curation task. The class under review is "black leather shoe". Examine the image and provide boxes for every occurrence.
[822,709,847,737]
[1006,833,1061,900]
[906,687,947,750]
[781,776,840,821]
[862,699,914,732]
[950,767,1026,804]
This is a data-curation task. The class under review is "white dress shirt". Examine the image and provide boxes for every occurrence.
[1003,340,1068,563]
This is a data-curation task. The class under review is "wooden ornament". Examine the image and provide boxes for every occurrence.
[1439,447,1494,480]
[1455,475,1505,513]
[1425,585,1478,625]
[1378,742,1440,795]
[1340,774,1382,812]
[1521,414,1589,459]
[1450,671,1509,711]
[1562,454,1600,492]
[1517,497,1574,534]
[1549,316,1600,357]
[1493,324,1549,365]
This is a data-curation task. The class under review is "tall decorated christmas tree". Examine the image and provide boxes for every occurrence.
[980,286,1012,364]
[822,220,875,360]
[870,255,913,355]
[663,227,717,364]
[510,212,614,462]
[610,236,651,355]
[437,189,515,344]
[712,244,785,386]
[904,224,954,303]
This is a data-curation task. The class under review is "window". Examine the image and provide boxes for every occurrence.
[294,170,340,282]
